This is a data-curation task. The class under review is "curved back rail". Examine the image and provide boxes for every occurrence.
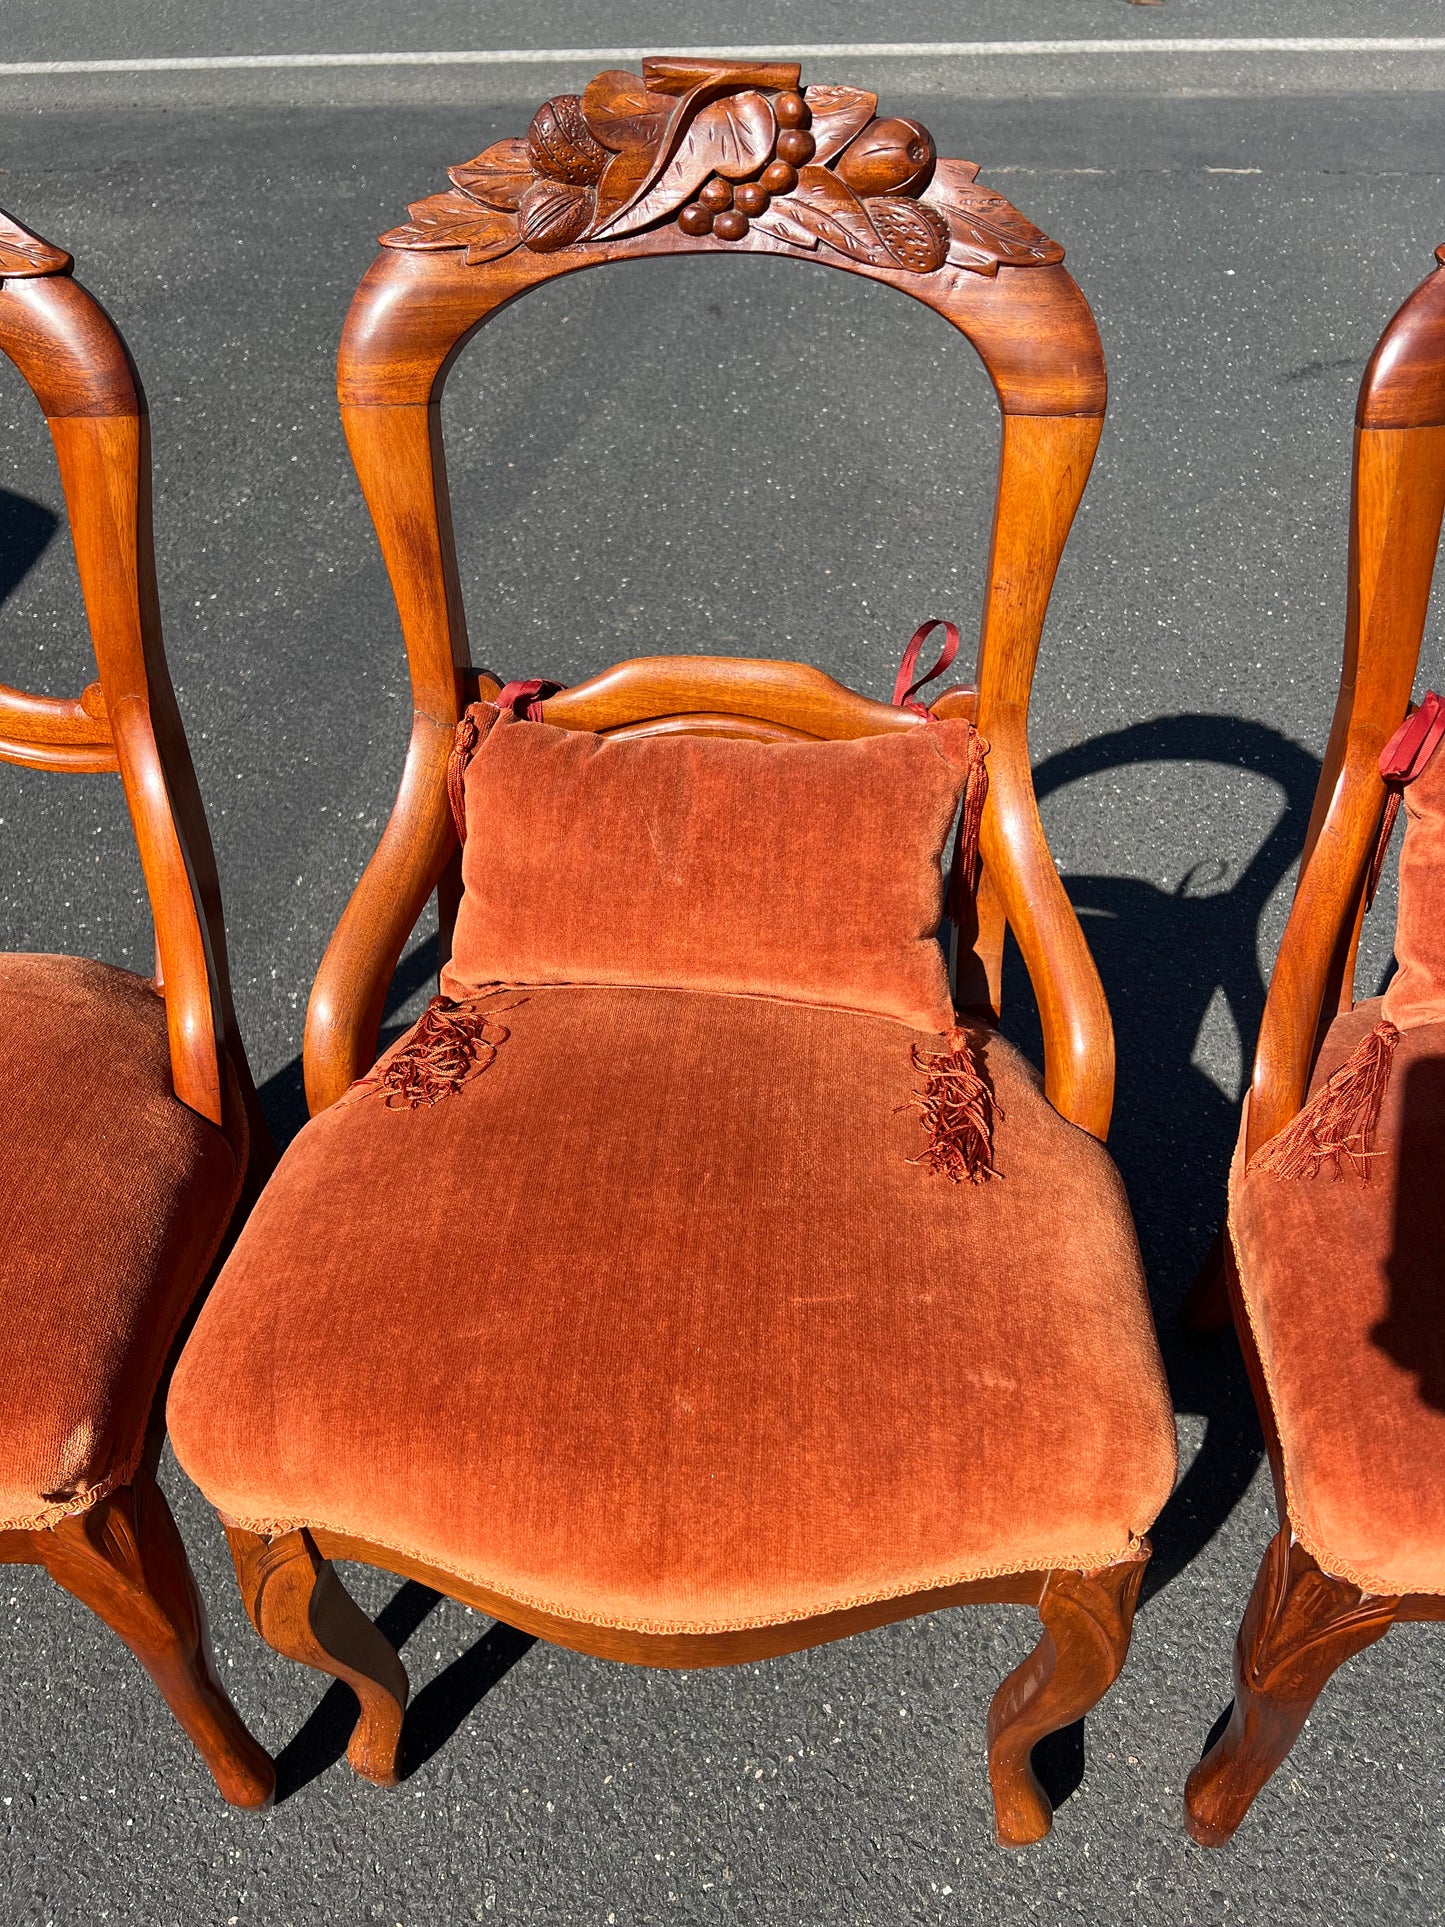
[0,209,245,1129]
[312,60,1112,1132]
[1247,246,1445,1159]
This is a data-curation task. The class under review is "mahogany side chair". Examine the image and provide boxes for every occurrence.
[0,211,274,1807]
[1183,246,1445,1846]
[165,61,1176,1845]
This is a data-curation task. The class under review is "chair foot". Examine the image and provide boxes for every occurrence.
[227,1524,409,1786]
[986,1544,1149,1847]
[39,1470,275,1808]
[1181,1224,1234,1335]
[1184,1528,1397,1847]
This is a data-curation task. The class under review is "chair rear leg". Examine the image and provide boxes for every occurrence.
[986,1545,1149,1846]
[1185,1527,1397,1846]
[39,1468,274,1807]
[227,1524,409,1786]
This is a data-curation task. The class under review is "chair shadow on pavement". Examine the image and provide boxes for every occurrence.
[0,486,60,616]
[1017,714,1324,1606]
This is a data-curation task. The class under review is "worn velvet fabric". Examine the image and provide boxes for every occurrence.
[169,986,1176,1634]
[1232,1000,1445,1596]
[1383,724,1445,1032]
[0,954,242,1530]
[442,709,976,1033]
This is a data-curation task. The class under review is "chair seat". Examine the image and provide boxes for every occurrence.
[1232,1000,1445,1598]
[168,986,1175,1635]
[0,954,242,1531]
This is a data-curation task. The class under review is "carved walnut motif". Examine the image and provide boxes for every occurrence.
[381,57,1062,279]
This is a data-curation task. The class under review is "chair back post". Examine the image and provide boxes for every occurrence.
[315,63,1112,1132]
[0,211,245,1131]
[1247,249,1445,1159]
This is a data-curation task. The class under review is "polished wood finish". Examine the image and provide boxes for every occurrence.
[1185,1529,1398,1848]
[1187,250,1445,1844]
[227,1526,409,1786]
[0,208,273,1805]
[259,62,1134,1840]
[0,1471,273,1808]
[987,1547,1148,1847]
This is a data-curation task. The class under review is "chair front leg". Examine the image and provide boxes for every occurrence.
[1185,1526,1398,1846]
[986,1544,1149,1846]
[38,1469,274,1807]
[227,1524,410,1785]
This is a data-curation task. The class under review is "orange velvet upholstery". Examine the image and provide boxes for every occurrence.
[168,986,1175,1633]
[1231,999,1445,1596]
[1383,725,1445,1033]
[443,708,980,1033]
[0,954,243,1530]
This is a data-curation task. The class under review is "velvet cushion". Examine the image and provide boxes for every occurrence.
[0,954,242,1531]
[441,708,978,1033]
[168,986,1175,1634]
[1231,999,1445,1596]
[1384,722,1445,1031]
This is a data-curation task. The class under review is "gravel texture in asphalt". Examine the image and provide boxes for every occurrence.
[1,27,1443,1927]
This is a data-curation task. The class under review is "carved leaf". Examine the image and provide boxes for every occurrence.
[749,200,820,250]
[381,192,521,258]
[581,68,675,152]
[924,170,1064,273]
[804,84,878,164]
[602,92,777,236]
[771,166,893,266]
[449,138,535,210]
[0,209,71,277]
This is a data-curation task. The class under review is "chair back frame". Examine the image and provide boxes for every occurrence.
[310,58,1114,1137]
[1247,246,1445,1158]
[0,209,252,1134]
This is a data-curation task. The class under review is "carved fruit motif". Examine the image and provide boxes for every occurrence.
[379,58,1063,278]
[518,179,592,252]
[834,118,936,198]
[528,95,609,185]
[868,197,950,273]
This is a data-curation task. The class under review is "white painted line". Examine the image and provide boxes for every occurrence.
[3,39,1445,78]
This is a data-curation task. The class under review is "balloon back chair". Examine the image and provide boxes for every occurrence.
[0,212,273,1805]
[1185,245,1445,1845]
[165,61,1176,1846]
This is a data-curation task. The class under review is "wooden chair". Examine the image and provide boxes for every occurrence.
[1183,245,1445,1846]
[0,211,274,1807]
[164,62,1176,1844]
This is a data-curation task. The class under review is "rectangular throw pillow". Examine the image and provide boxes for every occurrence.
[439,703,985,1034]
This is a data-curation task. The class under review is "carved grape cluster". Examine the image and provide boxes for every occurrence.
[381,57,1064,280]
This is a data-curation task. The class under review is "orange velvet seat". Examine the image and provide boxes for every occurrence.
[1230,1000,1445,1599]
[0,953,242,1531]
[169,986,1175,1635]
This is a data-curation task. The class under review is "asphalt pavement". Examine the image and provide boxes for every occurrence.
[2,12,1444,1925]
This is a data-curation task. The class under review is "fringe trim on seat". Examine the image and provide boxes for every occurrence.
[901,1026,1001,1183]
[354,991,525,1110]
[1248,1018,1399,1181]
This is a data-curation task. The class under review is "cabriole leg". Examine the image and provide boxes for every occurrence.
[986,1545,1149,1847]
[227,1523,409,1786]
[1185,1528,1397,1846]
[39,1469,274,1808]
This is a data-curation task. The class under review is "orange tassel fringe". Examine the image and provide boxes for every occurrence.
[1249,1018,1399,1181]
[901,1026,1002,1183]
[355,992,524,1110]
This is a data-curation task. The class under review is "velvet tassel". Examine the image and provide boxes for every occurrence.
[447,705,492,844]
[946,731,990,927]
[356,992,523,1110]
[902,1026,1001,1183]
[1249,1018,1399,1181]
